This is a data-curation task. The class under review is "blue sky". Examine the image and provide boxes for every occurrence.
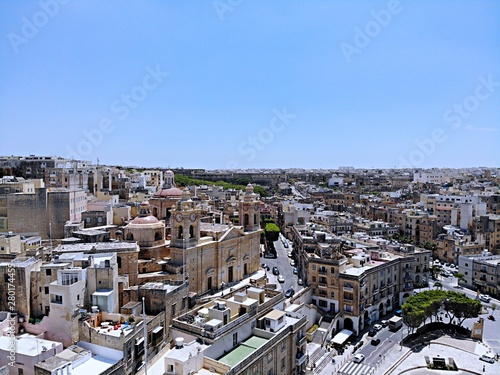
[1,0,498,169]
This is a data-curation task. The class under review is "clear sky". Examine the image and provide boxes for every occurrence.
[1,0,498,170]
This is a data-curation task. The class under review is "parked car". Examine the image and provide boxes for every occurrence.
[373,324,383,331]
[479,294,491,303]
[272,267,280,275]
[293,267,298,275]
[297,278,303,286]
[285,288,295,298]
[381,320,389,327]
[283,242,289,248]
[371,338,381,346]
[353,354,365,363]
[287,251,293,258]
[290,260,295,267]
[368,329,376,337]
[277,275,285,283]
[480,353,495,363]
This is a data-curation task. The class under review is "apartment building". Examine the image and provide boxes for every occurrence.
[291,223,430,336]
[352,219,399,238]
[458,254,500,299]
[400,209,438,245]
[164,286,307,375]
[474,214,500,253]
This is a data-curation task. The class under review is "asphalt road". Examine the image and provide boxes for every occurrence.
[260,237,299,294]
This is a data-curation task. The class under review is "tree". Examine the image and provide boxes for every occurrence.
[402,290,481,329]
[433,281,443,290]
[265,223,280,242]
[455,273,465,286]
[430,266,442,280]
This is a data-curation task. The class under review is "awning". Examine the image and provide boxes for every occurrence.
[152,326,163,334]
[331,329,353,345]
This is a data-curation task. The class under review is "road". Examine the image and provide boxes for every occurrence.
[261,237,299,293]
[357,326,407,366]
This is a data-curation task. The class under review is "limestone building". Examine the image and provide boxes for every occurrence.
[169,185,262,296]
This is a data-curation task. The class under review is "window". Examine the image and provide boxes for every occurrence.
[44,287,49,294]
[166,364,174,372]
[281,341,286,352]
[171,303,176,317]
[281,357,285,370]
[267,352,273,363]
[233,332,238,347]
[45,269,52,276]
[54,295,63,304]
[4,274,9,283]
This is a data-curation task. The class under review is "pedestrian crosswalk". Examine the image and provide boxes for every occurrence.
[338,361,374,375]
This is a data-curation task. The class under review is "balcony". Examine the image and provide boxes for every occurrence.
[343,285,354,292]
[318,269,327,275]
[344,295,353,301]
[296,334,306,346]
[296,351,307,366]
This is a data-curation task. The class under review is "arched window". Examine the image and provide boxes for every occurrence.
[155,231,162,241]
[127,233,134,241]
[244,214,249,226]
[178,226,183,239]
[189,225,194,238]
[117,256,122,269]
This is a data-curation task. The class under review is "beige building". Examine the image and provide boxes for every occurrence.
[164,285,307,375]
[168,185,262,297]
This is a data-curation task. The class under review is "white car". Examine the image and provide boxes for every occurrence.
[373,323,383,331]
[290,260,295,267]
[480,353,495,363]
[479,294,491,303]
[353,353,365,363]
[277,275,285,283]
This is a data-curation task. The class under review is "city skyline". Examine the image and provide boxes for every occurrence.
[1,0,499,169]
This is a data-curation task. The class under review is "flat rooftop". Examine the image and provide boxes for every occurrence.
[0,335,61,356]
[54,242,138,252]
[218,336,268,367]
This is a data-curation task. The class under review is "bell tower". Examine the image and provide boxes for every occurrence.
[239,183,260,232]
[170,188,200,248]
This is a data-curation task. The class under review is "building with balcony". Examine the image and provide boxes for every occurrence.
[161,285,307,375]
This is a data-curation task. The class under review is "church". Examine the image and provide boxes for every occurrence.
[168,184,262,296]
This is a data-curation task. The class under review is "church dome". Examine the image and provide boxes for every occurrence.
[130,215,160,225]
[154,187,183,198]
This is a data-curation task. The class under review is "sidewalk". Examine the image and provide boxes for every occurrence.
[312,334,500,374]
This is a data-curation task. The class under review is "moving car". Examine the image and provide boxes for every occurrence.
[261,263,270,271]
[371,338,381,346]
[272,267,280,276]
[285,288,295,298]
[373,324,383,331]
[480,353,495,363]
[381,320,389,327]
[353,354,365,363]
[277,275,285,283]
